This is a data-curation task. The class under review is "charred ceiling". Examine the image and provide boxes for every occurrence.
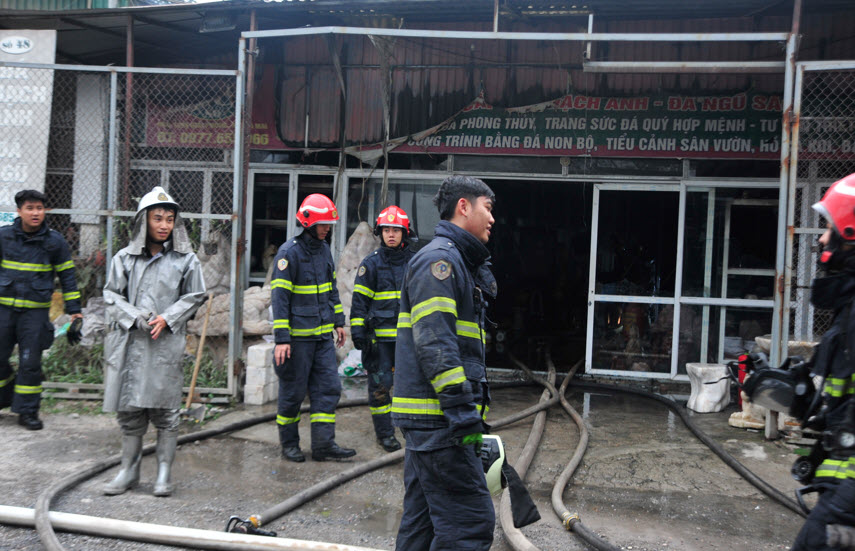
[0,0,852,66]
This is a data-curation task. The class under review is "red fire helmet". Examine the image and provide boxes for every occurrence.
[296,194,339,228]
[374,205,412,236]
[813,173,855,241]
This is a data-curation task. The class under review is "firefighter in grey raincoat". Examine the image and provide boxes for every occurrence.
[102,186,206,497]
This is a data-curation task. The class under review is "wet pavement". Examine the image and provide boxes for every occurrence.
[0,374,806,550]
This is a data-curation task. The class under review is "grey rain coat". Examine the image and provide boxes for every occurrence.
[102,212,206,412]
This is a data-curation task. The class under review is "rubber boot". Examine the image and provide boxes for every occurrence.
[103,435,143,495]
[153,430,177,497]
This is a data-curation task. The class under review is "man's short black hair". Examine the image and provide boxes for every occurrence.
[14,189,46,208]
[146,204,177,216]
[433,176,495,221]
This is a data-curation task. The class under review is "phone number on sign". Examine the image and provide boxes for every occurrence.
[154,132,270,146]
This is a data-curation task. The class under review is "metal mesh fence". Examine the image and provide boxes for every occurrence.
[108,71,237,300]
[790,68,855,341]
[1,63,238,395]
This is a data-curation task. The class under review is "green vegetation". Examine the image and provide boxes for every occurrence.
[182,348,228,389]
[42,339,105,384]
[40,396,104,415]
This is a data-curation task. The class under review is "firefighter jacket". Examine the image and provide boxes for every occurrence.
[271,231,345,343]
[350,244,414,342]
[102,212,206,412]
[392,220,497,435]
[810,275,855,483]
[0,217,81,313]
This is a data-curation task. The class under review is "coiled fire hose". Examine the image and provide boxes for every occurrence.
[507,352,619,551]
[30,350,806,550]
[34,398,371,551]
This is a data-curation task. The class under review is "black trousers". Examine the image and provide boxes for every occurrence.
[364,341,395,439]
[274,338,341,450]
[0,306,50,415]
[792,478,855,550]
[395,444,494,551]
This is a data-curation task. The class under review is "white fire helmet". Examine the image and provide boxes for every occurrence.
[137,186,179,215]
[481,434,505,496]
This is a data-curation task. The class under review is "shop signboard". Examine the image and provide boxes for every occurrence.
[145,67,286,150]
[385,92,790,160]
[0,29,56,222]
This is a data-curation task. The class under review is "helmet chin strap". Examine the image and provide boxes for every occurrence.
[818,230,855,273]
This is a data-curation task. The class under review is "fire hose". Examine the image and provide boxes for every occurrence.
[22,350,807,550]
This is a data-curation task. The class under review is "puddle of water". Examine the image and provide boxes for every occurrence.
[359,504,401,537]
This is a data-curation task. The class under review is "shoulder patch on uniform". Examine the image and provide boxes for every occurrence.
[431,260,452,280]
[358,265,366,276]
[277,258,288,271]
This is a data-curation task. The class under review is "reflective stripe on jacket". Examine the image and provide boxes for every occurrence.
[271,232,345,343]
[392,221,497,432]
[810,284,855,482]
[350,245,414,342]
[0,218,81,313]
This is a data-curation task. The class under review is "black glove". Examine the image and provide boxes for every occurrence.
[66,317,83,345]
[354,338,374,356]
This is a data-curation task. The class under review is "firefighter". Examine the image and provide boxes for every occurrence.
[792,172,855,549]
[272,193,356,463]
[0,189,83,430]
[350,205,415,453]
[392,175,497,550]
[102,186,206,497]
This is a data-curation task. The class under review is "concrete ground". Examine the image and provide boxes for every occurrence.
[0,375,807,550]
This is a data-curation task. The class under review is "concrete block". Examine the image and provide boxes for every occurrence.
[246,364,276,387]
[247,342,275,368]
[245,342,277,405]
[244,382,278,405]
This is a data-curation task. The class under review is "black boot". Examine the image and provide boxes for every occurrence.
[18,413,43,431]
[377,435,401,452]
[281,446,305,463]
[312,442,357,461]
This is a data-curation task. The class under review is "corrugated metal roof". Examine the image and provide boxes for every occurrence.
[0,0,133,8]
[273,11,854,148]
[0,0,852,66]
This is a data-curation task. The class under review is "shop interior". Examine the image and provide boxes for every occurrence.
[248,173,780,376]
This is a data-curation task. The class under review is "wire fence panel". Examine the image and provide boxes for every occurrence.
[790,68,855,341]
[0,63,240,397]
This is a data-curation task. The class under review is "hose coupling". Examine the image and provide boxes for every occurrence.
[561,511,580,530]
[226,515,277,537]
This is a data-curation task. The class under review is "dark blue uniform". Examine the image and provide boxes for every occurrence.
[0,218,81,414]
[792,282,855,550]
[350,245,414,439]
[392,221,497,551]
[271,231,345,451]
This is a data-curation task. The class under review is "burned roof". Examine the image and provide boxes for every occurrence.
[0,0,851,66]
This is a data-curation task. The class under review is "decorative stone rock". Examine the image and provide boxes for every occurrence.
[686,363,731,413]
[187,285,272,337]
[198,230,231,297]
[728,387,767,429]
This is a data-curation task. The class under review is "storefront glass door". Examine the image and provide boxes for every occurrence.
[586,180,779,379]
[586,184,681,377]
